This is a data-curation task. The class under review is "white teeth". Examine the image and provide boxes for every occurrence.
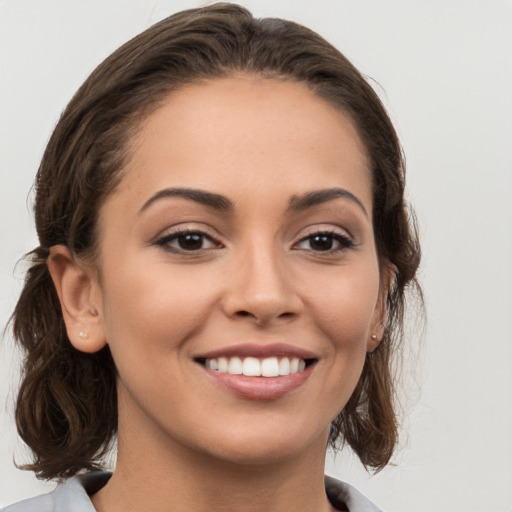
[261,357,279,377]
[204,356,309,377]
[218,357,228,372]
[228,357,243,375]
[278,357,290,375]
[242,357,261,376]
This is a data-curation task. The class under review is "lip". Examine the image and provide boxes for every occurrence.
[194,343,318,400]
[194,343,318,360]
[202,365,315,400]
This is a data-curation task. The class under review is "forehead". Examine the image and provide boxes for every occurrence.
[109,75,372,213]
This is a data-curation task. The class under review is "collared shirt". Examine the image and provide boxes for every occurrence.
[2,471,382,512]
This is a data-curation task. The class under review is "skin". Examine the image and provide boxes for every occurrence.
[49,75,387,512]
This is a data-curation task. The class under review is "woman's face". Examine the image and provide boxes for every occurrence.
[91,76,385,464]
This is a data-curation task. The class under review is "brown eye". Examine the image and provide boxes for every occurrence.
[295,231,354,252]
[156,230,220,253]
[309,234,334,251]
[177,233,204,250]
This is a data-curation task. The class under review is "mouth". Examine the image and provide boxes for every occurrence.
[193,344,318,400]
[194,356,317,377]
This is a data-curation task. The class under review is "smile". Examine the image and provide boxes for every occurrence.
[193,345,319,400]
[203,356,311,377]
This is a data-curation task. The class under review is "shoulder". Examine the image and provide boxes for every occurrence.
[325,475,383,512]
[2,471,111,512]
[3,472,380,512]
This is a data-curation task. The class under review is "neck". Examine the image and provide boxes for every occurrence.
[92,420,334,512]
[91,385,336,512]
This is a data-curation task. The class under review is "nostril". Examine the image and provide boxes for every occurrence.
[234,309,296,323]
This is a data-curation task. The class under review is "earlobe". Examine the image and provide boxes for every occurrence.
[47,245,106,353]
[367,333,381,352]
[368,262,396,352]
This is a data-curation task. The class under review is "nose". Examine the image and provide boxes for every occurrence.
[221,242,302,326]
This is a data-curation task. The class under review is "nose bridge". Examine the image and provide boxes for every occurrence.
[223,235,300,324]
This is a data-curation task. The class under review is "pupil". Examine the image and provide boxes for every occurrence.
[310,235,333,251]
[179,233,203,250]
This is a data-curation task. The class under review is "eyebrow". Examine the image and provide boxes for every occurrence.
[288,188,368,218]
[139,187,234,214]
[139,186,368,218]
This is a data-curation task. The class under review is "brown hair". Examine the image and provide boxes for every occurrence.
[11,2,421,479]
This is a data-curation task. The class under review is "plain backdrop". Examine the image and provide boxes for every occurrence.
[1,1,511,511]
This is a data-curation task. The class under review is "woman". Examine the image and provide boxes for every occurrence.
[5,3,420,511]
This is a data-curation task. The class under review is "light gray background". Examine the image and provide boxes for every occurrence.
[1,1,511,511]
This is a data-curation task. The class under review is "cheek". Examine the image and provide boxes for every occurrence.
[99,262,218,359]
[98,266,218,415]
[305,262,380,351]
[309,270,379,415]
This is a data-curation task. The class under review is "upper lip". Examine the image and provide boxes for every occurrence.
[194,343,318,361]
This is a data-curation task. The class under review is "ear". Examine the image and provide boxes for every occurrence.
[367,262,396,352]
[47,245,106,353]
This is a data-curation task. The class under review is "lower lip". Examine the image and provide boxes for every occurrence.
[201,365,315,400]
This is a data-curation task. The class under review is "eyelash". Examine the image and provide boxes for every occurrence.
[293,230,355,253]
[155,229,221,253]
[155,228,354,254]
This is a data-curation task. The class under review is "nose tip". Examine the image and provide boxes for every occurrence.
[221,250,302,326]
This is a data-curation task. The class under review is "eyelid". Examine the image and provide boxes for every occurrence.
[154,222,220,240]
[154,223,224,252]
[294,224,353,242]
[291,225,356,253]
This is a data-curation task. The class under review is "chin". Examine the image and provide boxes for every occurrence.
[193,423,330,467]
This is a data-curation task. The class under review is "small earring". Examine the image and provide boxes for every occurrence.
[370,334,378,341]
[78,331,89,340]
